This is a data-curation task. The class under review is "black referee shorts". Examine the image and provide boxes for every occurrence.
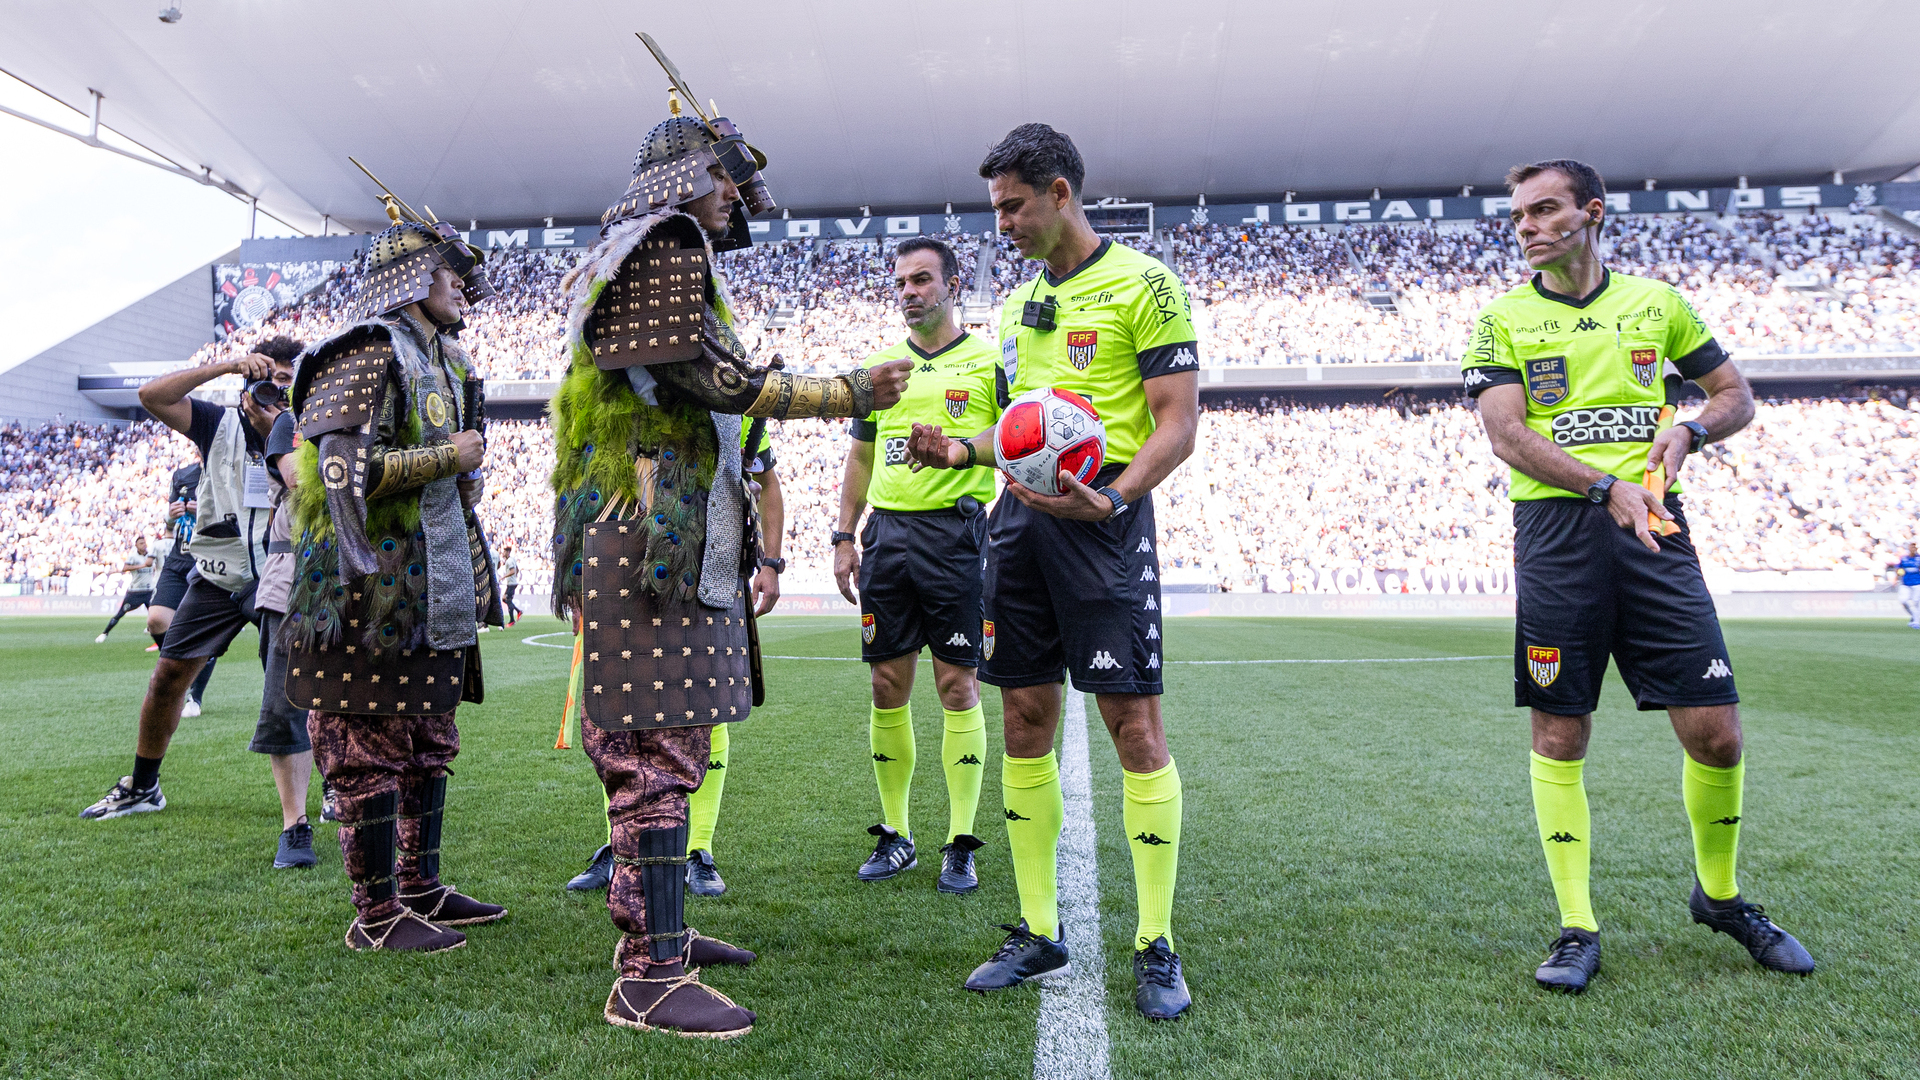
[858,508,987,666]
[152,554,193,611]
[981,464,1164,695]
[1513,495,1738,716]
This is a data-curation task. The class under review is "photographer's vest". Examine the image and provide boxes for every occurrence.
[187,408,270,593]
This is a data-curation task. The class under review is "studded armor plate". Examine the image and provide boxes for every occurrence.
[585,218,709,370]
[295,335,395,438]
[285,639,467,717]
[580,520,751,731]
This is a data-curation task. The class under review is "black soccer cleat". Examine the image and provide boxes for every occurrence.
[1132,936,1191,1019]
[273,821,318,869]
[687,849,727,897]
[1534,928,1601,993]
[80,777,166,820]
[938,834,984,894]
[566,844,613,892]
[858,824,917,882]
[1689,880,1815,974]
[964,920,1070,991]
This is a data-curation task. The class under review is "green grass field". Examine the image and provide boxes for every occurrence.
[0,614,1915,1079]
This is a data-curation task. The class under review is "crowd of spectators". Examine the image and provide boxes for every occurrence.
[10,390,1912,600]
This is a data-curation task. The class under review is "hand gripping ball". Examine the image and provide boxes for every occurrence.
[994,387,1105,496]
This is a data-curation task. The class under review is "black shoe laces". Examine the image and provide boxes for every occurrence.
[1545,934,1594,968]
[288,823,313,849]
[1136,941,1179,988]
[990,924,1036,960]
[1729,903,1785,946]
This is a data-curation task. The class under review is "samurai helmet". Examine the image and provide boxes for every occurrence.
[601,33,776,251]
[352,158,493,321]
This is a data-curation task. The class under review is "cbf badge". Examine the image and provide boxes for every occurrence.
[981,620,995,660]
[1067,331,1098,371]
[861,613,877,645]
[1525,356,1568,406]
[1630,348,1659,388]
[945,389,970,419]
[1527,646,1561,687]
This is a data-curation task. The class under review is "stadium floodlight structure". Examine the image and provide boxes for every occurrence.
[1084,198,1153,239]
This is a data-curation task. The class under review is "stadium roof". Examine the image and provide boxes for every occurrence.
[6,1,1920,234]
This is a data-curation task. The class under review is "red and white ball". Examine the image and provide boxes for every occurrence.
[995,387,1105,496]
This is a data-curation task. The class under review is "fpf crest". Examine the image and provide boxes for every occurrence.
[861,613,876,645]
[945,389,970,419]
[1630,347,1658,388]
[981,620,995,661]
[1527,646,1561,687]
[1066,331,1097,370]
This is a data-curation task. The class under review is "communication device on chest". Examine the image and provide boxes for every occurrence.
[1021,295,1058,333]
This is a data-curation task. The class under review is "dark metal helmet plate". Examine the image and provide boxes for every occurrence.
[603,114,775,251]
[359,220,494,319]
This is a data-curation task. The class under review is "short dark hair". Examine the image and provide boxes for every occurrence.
[979,123,1085,196]
[1505,159,1606,210]
[893,236,959,283]
[253,335,304,365]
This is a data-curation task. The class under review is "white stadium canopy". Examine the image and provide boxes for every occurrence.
[3,1,1920,234]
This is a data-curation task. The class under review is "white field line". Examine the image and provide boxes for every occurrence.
[1033,684,1111,1080]
[522,632,574,649]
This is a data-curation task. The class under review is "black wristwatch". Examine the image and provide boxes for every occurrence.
[962,439,978,470]
[1585,474,1618,504]
[1096,486,1128,520]
[759,557,786,574]
[1679,420,1709,455]
[830,531,855,547]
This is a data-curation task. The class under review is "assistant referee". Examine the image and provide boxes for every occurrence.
[1464,158,1813,993]
[835,236,1005,895]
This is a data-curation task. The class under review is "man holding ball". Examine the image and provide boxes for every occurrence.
[908,123,1201,1020]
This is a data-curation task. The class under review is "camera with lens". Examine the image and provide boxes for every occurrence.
[1020,296,1058,333]
[246,379,287,409]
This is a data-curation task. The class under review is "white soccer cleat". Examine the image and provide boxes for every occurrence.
[95,634,108,643]
[180,699,202,719]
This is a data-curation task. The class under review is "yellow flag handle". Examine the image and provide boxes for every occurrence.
[1644,401,1682,537]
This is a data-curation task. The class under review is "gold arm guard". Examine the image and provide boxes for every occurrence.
[366,442,463,498]
[744,366,875,419]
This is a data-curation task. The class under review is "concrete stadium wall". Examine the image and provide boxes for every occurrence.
[0,253,233,426]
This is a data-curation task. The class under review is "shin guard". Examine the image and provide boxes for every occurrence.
[340,789,400,918]
[628,825,690,963]
[398,773,448,888]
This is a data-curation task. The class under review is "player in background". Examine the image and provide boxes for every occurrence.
[834,237,1006,893]
[908,124,1200,1019]
[1891,543,1920,628]
[498,544,522,627]
[564,423,785,898]
[96,536,158,642]
[1463,158,1813,994]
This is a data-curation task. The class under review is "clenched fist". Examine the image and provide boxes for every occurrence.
[869,358,912,412]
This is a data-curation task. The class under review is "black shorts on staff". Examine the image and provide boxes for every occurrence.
[153,554,193,611]
[858,508,987,666]
[1513,495,1739,716]
[158,574,261,662]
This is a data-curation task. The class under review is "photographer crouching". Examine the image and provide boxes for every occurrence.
[80,337,302,826]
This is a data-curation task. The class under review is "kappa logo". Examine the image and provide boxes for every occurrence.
[1462,367,1492,388]
[1573,317,1603,332]
[1088,651,1122,670]
[862,613,877,644]
[954,754,983,766]
[1703,658,1732,679]
[1146,654,1161,669]
[945,388,971,419]
[1630,347,1659,388]
[1527,646,1561,687]
[1147,624,1160,640]
[1136,536,1152,553]
[872,752,897,762]
[1169,347,1197,368]
[918,362,936,373]
[981,620,995,660]
[1067,330,1098,370]
[1545,832,1581,843]
[708,760,725,770]
[1004,808,1030,821]
[946,633,972,647]
[1144,595,1158,611]
[1712,815,1741,825]
[1140,566,1156,581]
[1133,832,1171,846]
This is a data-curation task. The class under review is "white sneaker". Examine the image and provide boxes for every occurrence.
[478,626,490,634]
[80,777,166,820]
[180,699,202,719]
[95,633,108,643]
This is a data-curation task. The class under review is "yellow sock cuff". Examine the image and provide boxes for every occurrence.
[942,704,986,733]
[1683,755,1743,786]
[1003,752,1058,789]
[1530,751,1585,785]
[709,722,730,756]
[1123,759,1180,802]
[871,703,911,728]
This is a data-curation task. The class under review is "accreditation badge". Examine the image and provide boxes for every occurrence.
[1525,356,1568,406]
[1527,646,1561,687]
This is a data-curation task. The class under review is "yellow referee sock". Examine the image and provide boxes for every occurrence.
[1683,754,1744,901]
[686,722,729,853]
[1530,752,1597,932]
[1003,752,1064,940]
[870,704,915,836]
[1124,759,1182,951]
[942,704,987,842]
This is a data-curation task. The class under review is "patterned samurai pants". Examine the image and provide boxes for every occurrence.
[584,720,709,975]
[309,709,459,919]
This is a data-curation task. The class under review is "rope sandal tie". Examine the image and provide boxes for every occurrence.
[349,908,437,950]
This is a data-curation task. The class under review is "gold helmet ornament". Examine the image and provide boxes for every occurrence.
[351,157,494,321]
[601,32,776,251]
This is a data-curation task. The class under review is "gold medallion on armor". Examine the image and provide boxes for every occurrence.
[322,454,351,490]
[424,391,449,428]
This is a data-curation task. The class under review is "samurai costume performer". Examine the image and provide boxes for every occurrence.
[284,198,507,953]
[551,85,882,1036]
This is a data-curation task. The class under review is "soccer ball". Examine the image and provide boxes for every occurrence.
[995,387,1105,496]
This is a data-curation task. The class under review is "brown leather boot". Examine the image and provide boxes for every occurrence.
[604,959,755,1038]
[345,909,466,953]
[400,883,506,926]
[685,927,755,967]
